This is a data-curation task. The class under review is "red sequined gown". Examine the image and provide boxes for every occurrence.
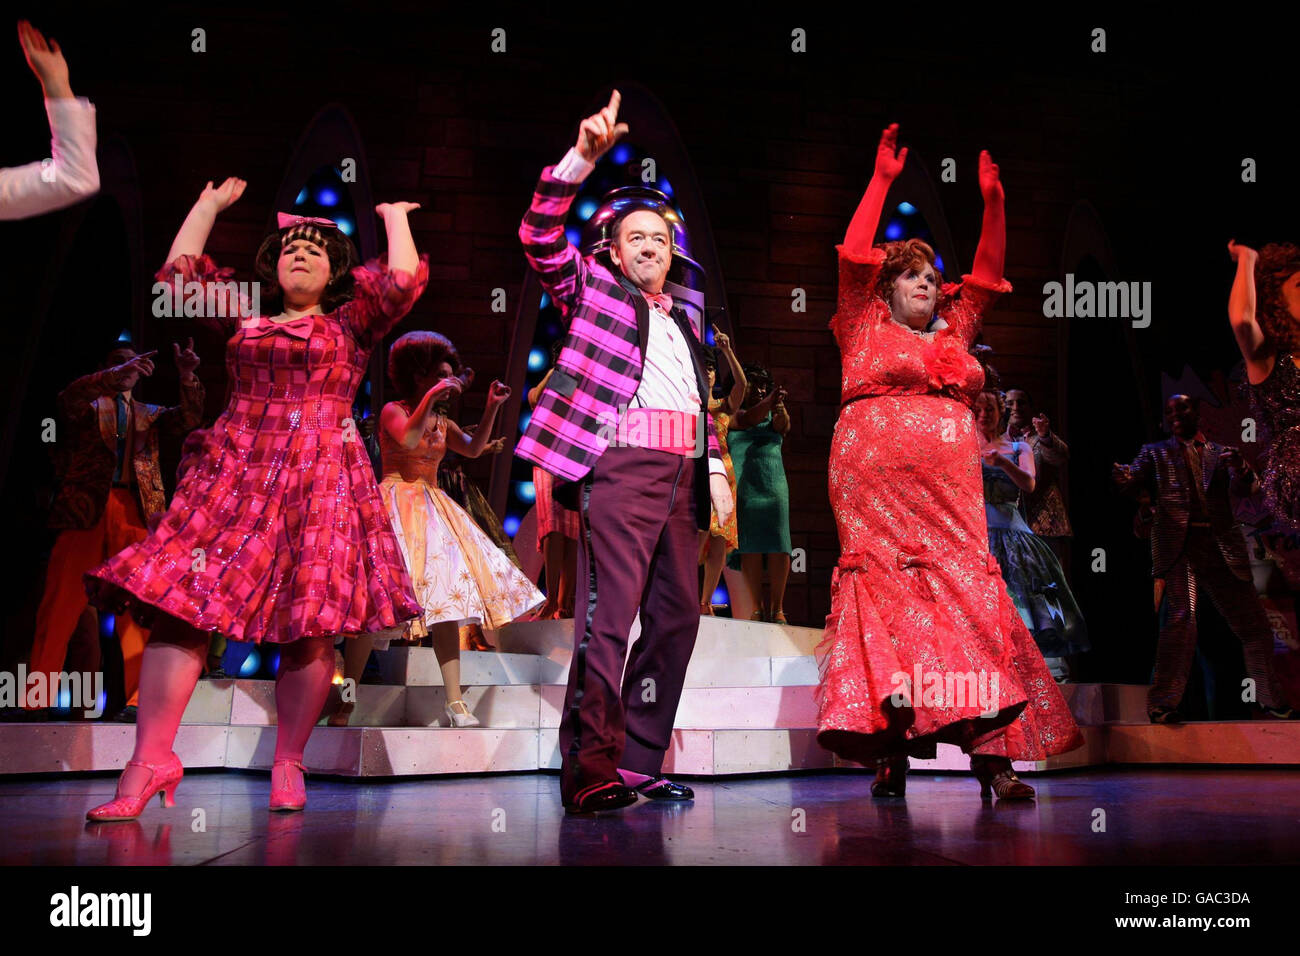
[817,245,1083,762]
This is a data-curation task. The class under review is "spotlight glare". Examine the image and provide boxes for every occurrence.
[503,515,521,537]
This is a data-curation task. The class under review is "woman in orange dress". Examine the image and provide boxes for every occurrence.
[375,331,544,727]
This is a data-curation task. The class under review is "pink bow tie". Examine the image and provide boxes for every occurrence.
[277,212,340,231]
[643,291,674,314]
[241,315,317,341]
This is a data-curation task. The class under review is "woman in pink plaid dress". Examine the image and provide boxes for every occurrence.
[84,177,428,819]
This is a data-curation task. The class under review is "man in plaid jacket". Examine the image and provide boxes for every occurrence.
[517,91,734,813]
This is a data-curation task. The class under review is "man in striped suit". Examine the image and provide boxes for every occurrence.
[517,90,734,813]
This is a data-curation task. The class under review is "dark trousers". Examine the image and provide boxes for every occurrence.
[1150,527,1286,711]
[559,445,700,803]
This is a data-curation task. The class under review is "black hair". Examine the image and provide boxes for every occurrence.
[253,228,359,313]
[387,331,462,408]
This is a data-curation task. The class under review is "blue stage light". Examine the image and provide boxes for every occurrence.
[611,145,631,165]
[503,515,521,537]
[316,188,339,207]
[565,227,581,247]
[711,585,728,605]
[335,216,354,236]
[897,202,917,215]
[528,348,546,371]
[540,293,550,309]
[267,651,280,676]
[100,614,116,636]
[659,177,673,196]
[885,221,903,240]
[295,188,308,205]
[934,254,945,272]
[576,198,599,221]
[116,330,132,343]
[518,410,531,432]
[238,647,262,677]
[516,481,536,503]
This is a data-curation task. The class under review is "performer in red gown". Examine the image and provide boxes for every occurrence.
[83,177,428,819]
[817,125,1083,800]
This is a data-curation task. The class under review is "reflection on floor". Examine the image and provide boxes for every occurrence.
[2,768,1297,866]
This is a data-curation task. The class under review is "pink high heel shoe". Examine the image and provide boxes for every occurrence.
[86,754,183,822]
[269,759,307,812]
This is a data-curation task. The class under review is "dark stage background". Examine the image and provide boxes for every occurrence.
[3,5,1298,690]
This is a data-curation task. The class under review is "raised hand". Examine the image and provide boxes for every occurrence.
[1111,462,1136,488]
[197,177,246,214]
[18,20,71,98]
[874,123,908,182]
[978,150,1004,204]
[1227,239,1258,265]
[711,325,732,353]
[575,90,630,164]
[103,351,157,391]
[426,376,464,404]
[376,201,421,220]
[1032,413,1050,437]
[486,380,512,407]
[173,338,200,377]
[484,436,507,455]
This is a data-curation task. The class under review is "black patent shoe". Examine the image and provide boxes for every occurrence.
[870,756,908,797]
[564,781,638,814]
[633,778,694,801]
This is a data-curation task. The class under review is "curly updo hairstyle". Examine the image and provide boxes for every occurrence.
[875,238,944,306]
[387,330,463,409]
[253,227,359,314]
[1255,242,1300,353]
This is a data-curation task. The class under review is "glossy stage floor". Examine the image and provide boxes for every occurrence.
[3,767,1298,866]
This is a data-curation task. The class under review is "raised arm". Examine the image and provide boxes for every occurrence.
[712,326,748,416]
[166,178,246,264]
[0,21,100,220]
[519,91,628,316]
[970,150,1006,285]
[843,123,907,258]
[1227,240,1274,383]
[382,377,464,451]
[377,202,419,277]
[446,381,511,458]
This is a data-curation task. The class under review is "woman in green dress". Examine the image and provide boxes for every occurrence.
[726,363,793,622]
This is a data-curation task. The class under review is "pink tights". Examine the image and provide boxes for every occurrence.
[117,612,335,799]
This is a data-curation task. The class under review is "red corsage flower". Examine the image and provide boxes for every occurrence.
[923,337,970,390]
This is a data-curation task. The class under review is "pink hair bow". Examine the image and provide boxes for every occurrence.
[277,212,340,230]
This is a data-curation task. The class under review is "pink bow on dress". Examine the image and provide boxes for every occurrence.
[240,315,317,341]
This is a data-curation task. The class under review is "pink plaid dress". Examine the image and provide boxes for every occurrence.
[84,253,429,644]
